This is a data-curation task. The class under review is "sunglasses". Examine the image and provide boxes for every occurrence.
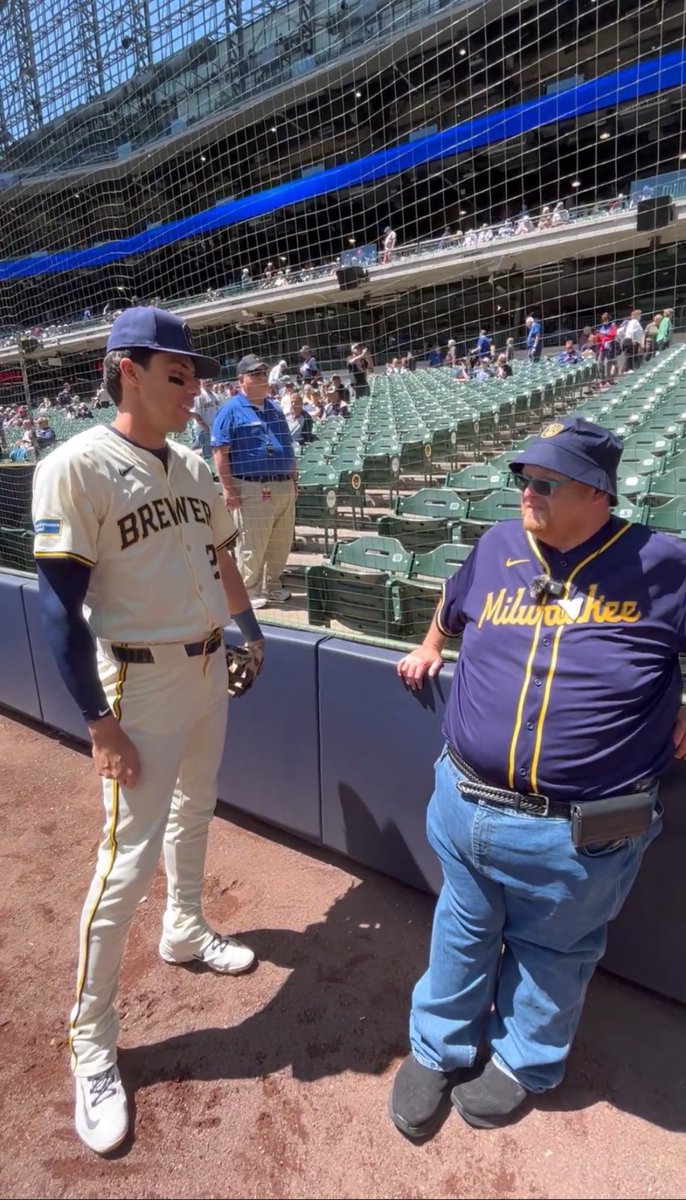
[512,471,570,497]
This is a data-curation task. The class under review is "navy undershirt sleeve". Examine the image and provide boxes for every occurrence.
[37,559,110,723]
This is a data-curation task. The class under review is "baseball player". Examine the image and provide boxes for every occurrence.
[32,308,265,1155]
[388,418,686,1138]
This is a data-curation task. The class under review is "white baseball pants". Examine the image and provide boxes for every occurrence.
[69,638,228,1076]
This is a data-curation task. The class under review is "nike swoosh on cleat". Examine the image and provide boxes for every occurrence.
[119,464,135,477]
[505,557,530,567]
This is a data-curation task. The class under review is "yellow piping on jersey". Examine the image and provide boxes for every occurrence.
[69,662,126,1071]
[528,522,632,793]
[34,550,95,568]
[506,536,550,787]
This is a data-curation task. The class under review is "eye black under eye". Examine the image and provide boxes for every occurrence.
[168,374,186,386]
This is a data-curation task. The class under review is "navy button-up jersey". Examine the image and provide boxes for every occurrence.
[211,393,295,478]
[438,516,686,801]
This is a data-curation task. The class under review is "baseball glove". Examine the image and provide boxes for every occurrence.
[225,641,264,698]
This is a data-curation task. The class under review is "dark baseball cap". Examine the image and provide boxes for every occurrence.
[236,354,268,375]
[509,417,623,504]
[106,307,221,378]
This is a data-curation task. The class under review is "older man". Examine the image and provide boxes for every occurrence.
[212,354,296,609]
[389,418,686,1137]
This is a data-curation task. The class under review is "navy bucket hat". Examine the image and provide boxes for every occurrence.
[509,417,623,505]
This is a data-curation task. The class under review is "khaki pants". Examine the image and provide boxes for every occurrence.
[236,479,296,599]
[70,640,228,1076]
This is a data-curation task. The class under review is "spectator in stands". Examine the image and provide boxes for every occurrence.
[190,379,221,461]
[37,396,54,413]
[93,386,111,409]
[597,312,618,379]
[381,225,397,264]
[657,309,672,351]
[538,207,553,231]
[581,333,599,360]
[348,343,373,397]
[325,375,351,417]
[497,217,514,238]
[285,392,315,445]
[494,353,512,379]
[35,416,56,448]
[474,329,491,358]
[515,213,533,234]
[638,183,655,201]
[473,357,493,381]
[212,353,296,610]
[426,342,442,368]
[386,358,402,374]
[240,267,251,288]
[477,224,494,244]
[617,309,644,373]
[280,381,299,416]
[551,201,569,226]
[405,349,416,372]
[555,338,581,365]
[57,382,75,407]
[451,358,471,382]
[444,340,458,368]
[505,337,516,363]
[299,346,319,383]
[439,226,453,249]
[526,314,542,361]
[19,418,37,455]
[268,359,289,390]
[643,314,661,362]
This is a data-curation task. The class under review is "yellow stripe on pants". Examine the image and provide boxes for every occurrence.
[69,663,126,1072]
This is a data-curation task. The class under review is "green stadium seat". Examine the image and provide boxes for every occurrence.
[376,514,460,554]
[644,466,686,500]
[396,487,466,524]
[445,464,507,499]
[305,563,401,639]
[644,496,686,536]
[459,488,522,542]
[410,542,472,580]
[331,535,411,576]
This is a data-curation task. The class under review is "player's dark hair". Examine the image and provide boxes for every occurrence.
[103,348,155,406]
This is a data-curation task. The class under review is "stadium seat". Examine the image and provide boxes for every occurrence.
[331,535,411,575]
[644,496,686,535]
[376,514,459,554]
[409,542,472,579]
[459,488,522,542]
[305,562,402,639]
[445,464,507,499]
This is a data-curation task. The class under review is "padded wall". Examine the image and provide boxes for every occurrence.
[21,578,88,742]
[0,574,42,719]
[216,624,324,842]
[318,638,451,893]
[603,758,686,1003]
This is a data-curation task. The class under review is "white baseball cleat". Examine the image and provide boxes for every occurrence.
[250,596,269,609]
[75,1066,128,1154]
[159,931,256,975]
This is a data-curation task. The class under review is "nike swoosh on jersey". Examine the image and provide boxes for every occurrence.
[119,464,136,477]
[505,557,530,567]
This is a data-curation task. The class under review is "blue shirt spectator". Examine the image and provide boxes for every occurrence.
[475,332,490,357]
[555,340,580,365]
[212,390,295,479]
[526,316,542,358]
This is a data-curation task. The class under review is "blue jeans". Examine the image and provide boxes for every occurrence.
[410,748,661,1092]
[191,428,212,459]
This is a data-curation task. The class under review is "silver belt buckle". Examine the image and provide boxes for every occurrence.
[517,791,550,816]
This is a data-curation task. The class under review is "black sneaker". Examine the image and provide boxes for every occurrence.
[388,1054,455,1139]
[451,1059,528,1129]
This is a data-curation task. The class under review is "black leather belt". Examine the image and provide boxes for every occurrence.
[446,745,571,819]
[111,629,222,664]
[234,474,291,483]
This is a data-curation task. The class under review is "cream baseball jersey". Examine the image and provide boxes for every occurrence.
[33,425,238,643]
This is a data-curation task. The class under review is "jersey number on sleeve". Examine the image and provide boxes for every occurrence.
[206,543,220,580]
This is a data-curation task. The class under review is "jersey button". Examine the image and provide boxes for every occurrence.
[560,559,568,568]
[534,677,542,686]
[526,721,534,731]
[542,637,551,647]
[519,767,527,776]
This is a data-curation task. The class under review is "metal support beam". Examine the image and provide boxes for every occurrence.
[129,0,153,74]
[13,0,42,129]
[225,0,244,84]
[77,0,106,99]
[299,0,313,57]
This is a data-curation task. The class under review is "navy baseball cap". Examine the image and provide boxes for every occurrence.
[236,353,268,374]
[509,418,623,504]
[106,307,221,378]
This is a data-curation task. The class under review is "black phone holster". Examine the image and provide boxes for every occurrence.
[570,792,656,848]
